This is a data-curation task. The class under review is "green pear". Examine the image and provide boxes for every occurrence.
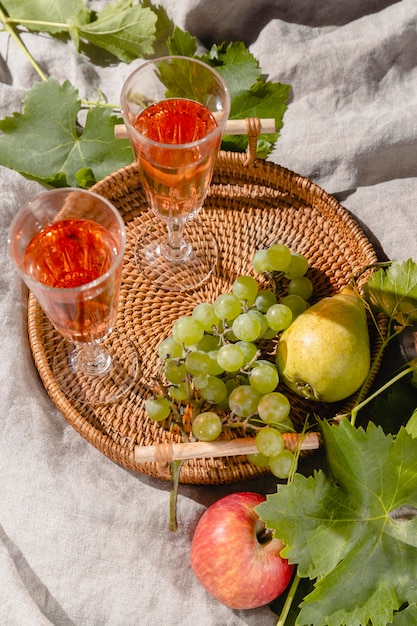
[276,287,370,402]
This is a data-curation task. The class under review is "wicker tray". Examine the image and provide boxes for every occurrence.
[28,152,384,485]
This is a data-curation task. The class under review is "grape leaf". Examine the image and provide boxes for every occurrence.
[391,604,417,624]
[167,25,198,57]
[1,0,91,34]
[204,41,289,156]
[222,79,290,157]
[0,79,133,188]
[79,1,158,62]
[363,259,417,327]
[1,0,158,61]
[142,0,174,58]
[256,419,417,626]
[405,407,417,438]
[201,41,262,100]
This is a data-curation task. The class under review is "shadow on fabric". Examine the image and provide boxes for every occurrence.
[185,0,402,47]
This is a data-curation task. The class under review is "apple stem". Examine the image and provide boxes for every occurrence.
[255,520,274,545]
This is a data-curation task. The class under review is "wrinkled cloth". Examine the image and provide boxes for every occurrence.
[1,1,416,624]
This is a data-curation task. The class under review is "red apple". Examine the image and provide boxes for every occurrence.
[190,491,294,610]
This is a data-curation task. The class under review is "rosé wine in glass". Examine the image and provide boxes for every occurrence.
[121,55,231,292]
[23,218,119,343]
[8,188,139,404]
[133,98,219,222]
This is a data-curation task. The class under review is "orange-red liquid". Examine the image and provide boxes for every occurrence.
[24,219,119,342]
[133,98,219,220]
[134,98,217,144]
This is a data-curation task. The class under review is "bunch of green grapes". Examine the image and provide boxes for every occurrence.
[145,243,312,479]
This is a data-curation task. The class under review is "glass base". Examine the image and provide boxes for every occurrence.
[135,220,218,292]
[52,332,139,405]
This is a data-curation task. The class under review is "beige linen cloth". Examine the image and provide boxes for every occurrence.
[1,1,416,624]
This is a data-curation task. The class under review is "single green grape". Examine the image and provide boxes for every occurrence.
[288,276,314,300]
[252,249,274,273]
[255,289,277,313]
[247,452,270,468]
[216,343,245,372]
[157,336,183,360]
[172,316,204,346]
[265,303,293,331]
[232,313,262,342]
[168,383,188,402]
[213,293,242,321]
[207,350,225,376]
[257,392,291,424]
[229,385,261,417]
[235,340,258,366]
[192,411,223,442]
[192,302,221,333]
[165,358,187,384]
[199,375,228,404]
[145,396,171,422]
[247,309,269,337]
[255,427,284,457]
[266,243,292,272]
[232,275,259,306]
[193,374,209,389]
[280,294,308,319]
[269,449,294,479]
[249,363,279,394]
[185,350,213,377]
[197,333,221,352]
[284,253,309,279]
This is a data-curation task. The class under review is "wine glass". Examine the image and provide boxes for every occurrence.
[8,188,139,405]
[120,55,231,292]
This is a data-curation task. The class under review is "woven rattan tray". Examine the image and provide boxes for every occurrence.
[28,152,384,484]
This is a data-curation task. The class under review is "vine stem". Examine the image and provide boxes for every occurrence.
[169,460,185,532]
[276,573,300,626]
[350,359,417,427]
[5,18,69,29]
[0,7,48,81]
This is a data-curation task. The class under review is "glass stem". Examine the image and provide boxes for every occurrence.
[162,220,192,261]
[75,341,112,376]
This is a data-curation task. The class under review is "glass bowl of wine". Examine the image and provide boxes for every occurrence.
[120,55,231,292]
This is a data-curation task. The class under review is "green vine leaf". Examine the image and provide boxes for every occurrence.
[202,40,289,156]
[0,79,133,188]
[391,603,417,624]
[1,0,158,61]
[1,0,91,33]
[222,79,290,157]
[363,259,417,327]
[201,41,262,100]
[256,419,417,626]
[167,25,198,57]
[79,0,158,61]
